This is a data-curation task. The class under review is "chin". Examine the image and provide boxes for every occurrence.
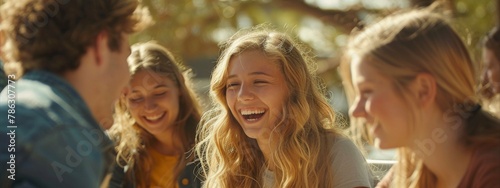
[243,130,258,139]
[374,138,399,150]
[243,128,275,142]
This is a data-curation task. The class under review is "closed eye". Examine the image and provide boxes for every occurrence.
[254,80,269,85]
[227,83,240,89]
[129,97,143,103]
[154,91,167,96]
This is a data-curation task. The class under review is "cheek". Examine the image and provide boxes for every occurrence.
[376,99,411,129]
[225,91,236,106]
[127,102,141,118]
[167,97,181,114]
[267,91,286,116]
[365,95,396,118]
[225,94,240,120]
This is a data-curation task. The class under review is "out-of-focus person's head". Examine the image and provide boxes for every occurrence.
[0,0,151,129]
[343,9,476,149]
[0,0,148,76]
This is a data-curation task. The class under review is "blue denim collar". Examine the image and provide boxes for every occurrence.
[22,70,103,132]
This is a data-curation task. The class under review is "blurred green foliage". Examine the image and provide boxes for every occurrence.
[130,0,496,116]
[132,0,496,77]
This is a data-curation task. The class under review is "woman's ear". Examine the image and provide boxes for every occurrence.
[119,86,130,105]
[411,73,437,107]
[119,87,130,110]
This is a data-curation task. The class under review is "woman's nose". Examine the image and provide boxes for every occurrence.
[237,84,255,102]
[144,98,157,112]
[350,97,367,118]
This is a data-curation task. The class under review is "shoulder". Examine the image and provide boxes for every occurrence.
[330,134,364,156]
[460,145,500,187]
[0,80,88,143]
[0,76,112,187]
[0,84,59,144]
[327,134,374,188]
[1,77,58,118]
[328,134,366,168]
[178,159,203,188]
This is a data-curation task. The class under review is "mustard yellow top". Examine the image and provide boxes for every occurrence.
[148,147,179,188]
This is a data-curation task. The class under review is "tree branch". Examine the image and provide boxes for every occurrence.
[272,0,362,33]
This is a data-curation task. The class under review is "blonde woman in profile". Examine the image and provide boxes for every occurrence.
[196,28,373,188]
[342,7,500,188]
[108,41,202,188]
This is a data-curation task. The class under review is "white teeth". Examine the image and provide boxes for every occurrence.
[145,113,163,121]
[240,109,265,115]
[247,118,259,122]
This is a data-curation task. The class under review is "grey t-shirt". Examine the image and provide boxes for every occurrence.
[261,136,373,188]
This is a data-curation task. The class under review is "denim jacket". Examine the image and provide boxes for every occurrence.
[0,70,115,188]
[109,157,202,188]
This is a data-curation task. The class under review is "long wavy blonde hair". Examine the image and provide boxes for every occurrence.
[108,41,202,187]
[196,28,343,188]
[342,8,500,188]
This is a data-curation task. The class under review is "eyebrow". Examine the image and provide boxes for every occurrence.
[227,71,273,79]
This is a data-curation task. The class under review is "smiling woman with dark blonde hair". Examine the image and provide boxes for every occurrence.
[108,41,203,188]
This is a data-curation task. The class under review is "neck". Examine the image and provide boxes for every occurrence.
[62,69,111,129]
[410,109,472,188]
[256,132,276,171]
[62,54,116,130]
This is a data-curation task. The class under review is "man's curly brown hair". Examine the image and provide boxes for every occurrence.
[0,0,150,76]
